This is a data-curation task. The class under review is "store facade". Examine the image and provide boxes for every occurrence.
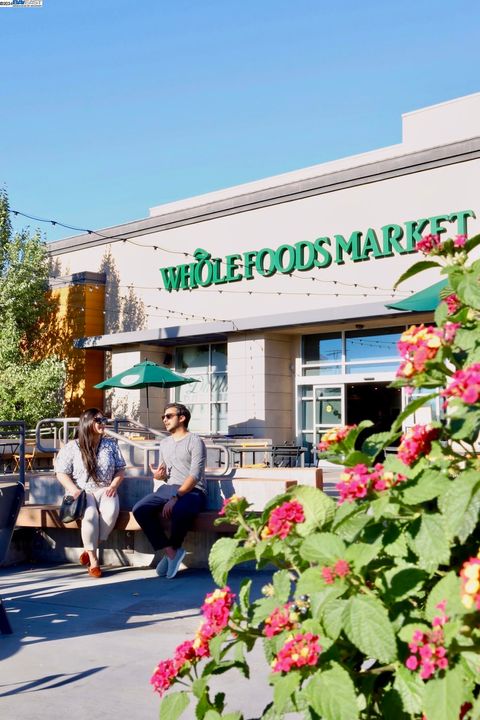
[48,94,480,459]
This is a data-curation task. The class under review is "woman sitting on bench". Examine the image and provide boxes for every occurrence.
[55,408,126,578]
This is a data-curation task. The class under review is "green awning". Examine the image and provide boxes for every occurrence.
[386,280,448,312]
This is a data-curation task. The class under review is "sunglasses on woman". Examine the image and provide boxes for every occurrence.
[94,416,109,424]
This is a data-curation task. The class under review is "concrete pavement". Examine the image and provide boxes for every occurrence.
[0,562,282,720]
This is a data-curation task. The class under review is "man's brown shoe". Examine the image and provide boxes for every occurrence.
[88,566,102,578]
[79,551,90,567]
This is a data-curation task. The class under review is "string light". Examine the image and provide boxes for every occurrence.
[11,207,411,296]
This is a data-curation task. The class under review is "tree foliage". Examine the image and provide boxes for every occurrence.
[0,189,65,426]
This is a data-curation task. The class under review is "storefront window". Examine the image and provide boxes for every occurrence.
[175,343,228,434]
[302,328,401,376]
[302,333,342,375]
[345,328,401,373]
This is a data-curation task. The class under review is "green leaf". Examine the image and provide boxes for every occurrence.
[393,665,424,715]
[458,272,480,309]
[272,570,291,604]
[272,671,300,714]
[238,579,252,615]
[342,419,373,449]
[309,584,347,619]
[289,485,336,535]
[332,502,371,542]
[345,541,381,572]
[159,691,190,720]
[464,232,480,253]
[361,431,399,459]
[394,260,442,288]
[208,537,252,586]
[434,298,449,326]
[344,595,397,663]
[438,470,479,539]
[343,450,373,466]
[304,664,359,720]
[299,533,346,565]
[425,571,465,620]
[411,513,450,572]
[448,406,480,441]
[401,470,451,505]
[383,526,409,558]
[322,599,347,640]
[422,665,464,720]
[454,327,480,351]
[459,487,480,543]
[391,392,438,432]
[252,597,279,626]
[384,565,429,602]
[192,677,208,699]
[296,567,327,597]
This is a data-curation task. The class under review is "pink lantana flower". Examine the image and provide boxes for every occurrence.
[397,424,439,466]
[272,632,322,673]
[261,500,305,540]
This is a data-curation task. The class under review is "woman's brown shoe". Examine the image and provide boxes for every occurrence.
[88,566,102,578]
[79,551,90,567]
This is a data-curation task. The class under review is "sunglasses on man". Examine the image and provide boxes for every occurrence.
[162,412,180,420]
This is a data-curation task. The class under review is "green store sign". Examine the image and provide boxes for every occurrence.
[159,209,475,292]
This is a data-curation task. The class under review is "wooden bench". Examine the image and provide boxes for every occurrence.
[15,506,237,534]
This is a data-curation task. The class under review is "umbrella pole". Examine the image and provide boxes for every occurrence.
[146,386,150,427]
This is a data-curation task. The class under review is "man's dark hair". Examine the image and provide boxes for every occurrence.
[164,402,191,428]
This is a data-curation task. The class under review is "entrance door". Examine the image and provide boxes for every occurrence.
[346,381,401,446]
[314,385,344,447]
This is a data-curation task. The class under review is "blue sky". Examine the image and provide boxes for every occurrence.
[1,0,480,242]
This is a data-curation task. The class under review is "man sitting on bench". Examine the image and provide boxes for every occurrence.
[132,403,207,579]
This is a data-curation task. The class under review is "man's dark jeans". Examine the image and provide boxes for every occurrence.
[132,489,206,550]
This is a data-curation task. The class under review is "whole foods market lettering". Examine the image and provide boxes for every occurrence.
[159,210,474,292]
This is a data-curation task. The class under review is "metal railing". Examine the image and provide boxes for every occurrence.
[35,417,231,476]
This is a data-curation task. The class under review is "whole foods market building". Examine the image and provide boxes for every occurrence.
[48,94,480,461]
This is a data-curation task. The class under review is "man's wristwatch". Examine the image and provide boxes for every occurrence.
[175,492,182,500]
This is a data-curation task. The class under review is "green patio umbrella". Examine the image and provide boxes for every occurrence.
[94,360,199,426]
[385,280,448,312]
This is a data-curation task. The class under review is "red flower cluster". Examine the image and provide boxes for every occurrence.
[272,632,322,673]
[336,463,406,503]
[416,234,442,254]
[416,233,467,255]
[261,500,305,540]
[317,424,356,452]
[405,602,449,680]
[460,551,480,611]
[445,293,461,315]
[201,587,236,630]
[218,494,243,516]
[397,323,458,379]
[442,363,480,405]
[321,559,351,584]
[151,586,235,696]
[264,602,299,637]
[397,424,439,466]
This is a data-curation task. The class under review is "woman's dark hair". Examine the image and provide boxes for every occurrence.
[77,408,104,483]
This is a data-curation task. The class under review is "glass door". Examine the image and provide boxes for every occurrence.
[314,385,345,448]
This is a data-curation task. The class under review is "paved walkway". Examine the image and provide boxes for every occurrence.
[0,563,280,720]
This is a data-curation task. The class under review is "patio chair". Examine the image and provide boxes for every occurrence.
[13,444,36,472]
[0,480,25,633]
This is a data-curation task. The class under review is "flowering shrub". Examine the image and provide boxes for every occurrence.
[153,233,480,720]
